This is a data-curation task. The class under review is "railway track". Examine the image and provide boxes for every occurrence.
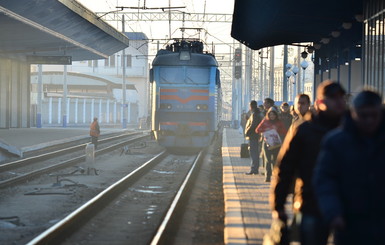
[27,150,205,245]
[0,132,149,189]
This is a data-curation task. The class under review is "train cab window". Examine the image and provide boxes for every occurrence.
[185,67,210,84]
[159,67,184,84]
[159,67,210,84]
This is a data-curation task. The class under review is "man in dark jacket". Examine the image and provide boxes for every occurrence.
[270,80,346,245]
[314,90,385,245]
[244,100,262,175]
[280,102,293,131]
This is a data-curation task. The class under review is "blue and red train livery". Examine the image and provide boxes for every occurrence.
[150,40,221,150]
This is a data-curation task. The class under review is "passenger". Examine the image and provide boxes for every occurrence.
[260,98,276,171]
[280,102,293,131]
[90,117,100,149]
[314,90,385,245]
[256,107,287,182]
[262,98,275,116]
[258,104,265,114]
[244,100,263,175]
[290,94,312,135]
[270,80,346,245]
[240,110,248,135]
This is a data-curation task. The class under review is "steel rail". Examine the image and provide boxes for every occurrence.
[0,134,149,189]
[27,150,168,245]
[0,131,143,173]
[150,150,205,245]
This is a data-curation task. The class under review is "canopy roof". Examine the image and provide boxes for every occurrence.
[231,0,363,50]
[0,0,130,61]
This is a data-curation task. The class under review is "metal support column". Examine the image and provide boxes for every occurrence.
[269,47,275,100]
[62,65,67,128]
[283,45,288,102]
[122,15,127,128]
[37,65,42,128]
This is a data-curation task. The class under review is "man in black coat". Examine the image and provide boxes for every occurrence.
[270,80,346,245]
[314,90,385,245]
[244,100,262,175]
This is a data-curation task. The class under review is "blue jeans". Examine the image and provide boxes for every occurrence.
[249,138,259,173]
[300,214,329,245]
[263,143,279,178]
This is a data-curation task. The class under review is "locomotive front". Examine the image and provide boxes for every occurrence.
[150,41,221,151]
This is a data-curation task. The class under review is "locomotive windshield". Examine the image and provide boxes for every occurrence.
[159,67,210,84]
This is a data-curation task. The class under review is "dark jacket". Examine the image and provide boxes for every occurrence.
[270,111,342,216]
[313,110,385,243]
[280,111,293,131]
[245,108,262,140]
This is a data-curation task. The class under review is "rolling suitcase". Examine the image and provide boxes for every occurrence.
[240,143,250,158]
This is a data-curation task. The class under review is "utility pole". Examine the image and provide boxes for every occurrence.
[122,15,127,128]
[37,65,42,128]
[231,46,237,127]
[283,45,288,102]
[269,47,275,100]
[62,64,67,127]
[259,51,263,101]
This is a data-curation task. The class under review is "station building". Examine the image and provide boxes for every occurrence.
[0,0,130,128]
[29,32,149,127]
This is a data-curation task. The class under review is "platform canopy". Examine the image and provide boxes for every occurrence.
[0,0,130,62]
[231,0,363,50]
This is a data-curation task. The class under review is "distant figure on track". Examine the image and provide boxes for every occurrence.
[90,117,100,149]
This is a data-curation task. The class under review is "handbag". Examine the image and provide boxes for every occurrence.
[262,128,282,150]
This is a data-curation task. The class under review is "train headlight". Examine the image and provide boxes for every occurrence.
[196,104,208,110]
[160,104,172,110]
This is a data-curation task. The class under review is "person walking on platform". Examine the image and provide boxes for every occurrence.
[240,110,248,136]
[256,107,287,182]
[262,98,275,116]
[288,94,312,136]
[314,90,385,245]
[90,117,100,149]
[244,100,263,175]
[270,80,346,245]
[280,102,293,132]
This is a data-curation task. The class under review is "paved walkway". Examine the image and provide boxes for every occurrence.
[222,128,272,245]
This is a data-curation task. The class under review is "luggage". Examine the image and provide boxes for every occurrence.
[240,143,250,158]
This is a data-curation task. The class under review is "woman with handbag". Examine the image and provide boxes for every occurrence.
[256,107,287,182]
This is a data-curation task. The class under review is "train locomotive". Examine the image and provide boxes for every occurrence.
[149,40,221,151]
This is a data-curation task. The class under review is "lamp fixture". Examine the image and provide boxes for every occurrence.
[320,38,330,44]
[331,31,341,38]
[342,22,352,29]
[301,51,308,59]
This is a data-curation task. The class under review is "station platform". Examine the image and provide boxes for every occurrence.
[222,128,272,245]
[0,126,137,159]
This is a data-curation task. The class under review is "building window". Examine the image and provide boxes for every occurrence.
[104,58,109,67]
[88,60,92,67]
[93,60,98,67]
[110,55,115,67]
